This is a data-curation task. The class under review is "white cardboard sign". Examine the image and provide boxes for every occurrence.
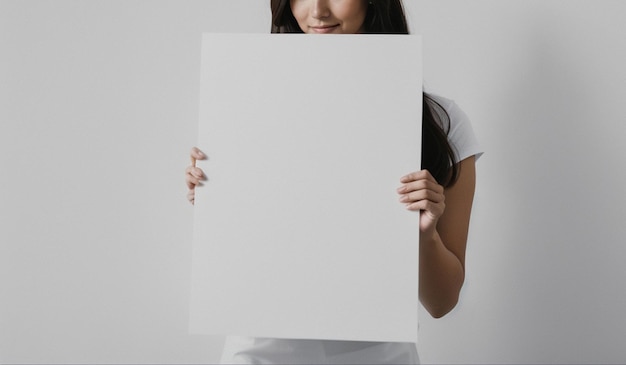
[190,33,422,343]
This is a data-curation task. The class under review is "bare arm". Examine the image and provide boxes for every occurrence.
[398,156,476,318]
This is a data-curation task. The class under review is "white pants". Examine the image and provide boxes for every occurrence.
[220,336,419,364]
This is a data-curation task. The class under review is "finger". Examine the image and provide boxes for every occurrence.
[405,199,445,215]
[185,165,205,179]
[186,172,205,190]
[186,175,206,190]
[190,147,206,160]
[187,189,195,205]
[186,177,198,190]
[397,179,443,195]
[190,147,204,168]
[400,169,435,184]
[399,189,445,204]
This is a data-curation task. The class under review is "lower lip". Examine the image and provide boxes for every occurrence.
[310,25,339,34]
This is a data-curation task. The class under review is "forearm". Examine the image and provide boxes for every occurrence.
[419,230,465,318]
[399,159,476,318]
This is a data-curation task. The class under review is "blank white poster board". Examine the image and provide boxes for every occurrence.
[190,33,422,343]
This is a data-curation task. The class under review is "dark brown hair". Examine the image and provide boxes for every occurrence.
[270,0,459,186]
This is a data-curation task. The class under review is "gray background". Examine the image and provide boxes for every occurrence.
[1,0,625,363]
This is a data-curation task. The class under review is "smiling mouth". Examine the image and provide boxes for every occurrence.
[309,25,340,33]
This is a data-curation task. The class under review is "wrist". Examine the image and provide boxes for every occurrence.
[420,228,440,247]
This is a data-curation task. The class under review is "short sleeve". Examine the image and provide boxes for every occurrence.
[429,94,483,164]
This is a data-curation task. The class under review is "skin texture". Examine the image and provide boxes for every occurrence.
[403,158,476,317]
[290,0,368,34]
[186,0,477,318]
[186,147,206,205]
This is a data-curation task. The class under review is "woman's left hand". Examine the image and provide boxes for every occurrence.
[397,170,446,237]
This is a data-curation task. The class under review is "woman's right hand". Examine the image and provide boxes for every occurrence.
[186,147,207,205]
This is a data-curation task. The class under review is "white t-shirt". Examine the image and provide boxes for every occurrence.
[429,93,483,164]
[219,95,482,365]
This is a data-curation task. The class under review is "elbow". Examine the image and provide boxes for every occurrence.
[425,296,459,319]
[419,262,466,318]
[421,279,463,319]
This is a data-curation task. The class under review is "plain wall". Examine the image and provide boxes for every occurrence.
[407,1,626,363]
[1,1,625,363]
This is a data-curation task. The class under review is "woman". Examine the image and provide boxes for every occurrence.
[185,0,482,363]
